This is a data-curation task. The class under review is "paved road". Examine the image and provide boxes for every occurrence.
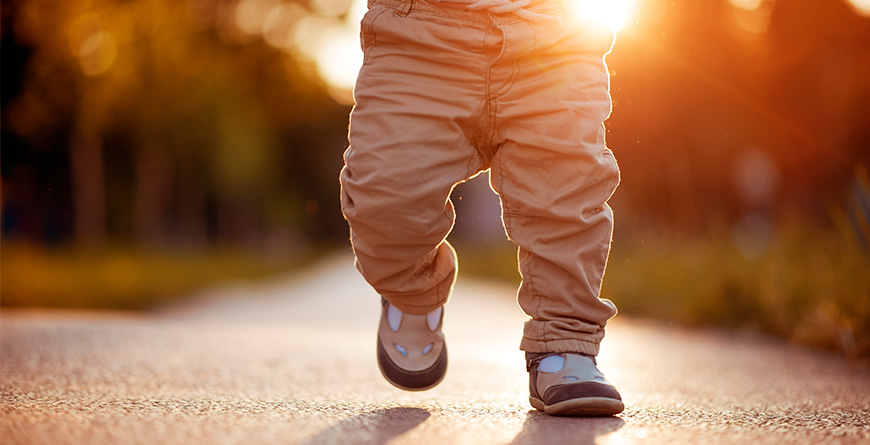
[2,253,868,444]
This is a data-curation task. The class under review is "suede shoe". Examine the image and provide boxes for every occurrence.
[377,298,447,391]
[527,352,624,416]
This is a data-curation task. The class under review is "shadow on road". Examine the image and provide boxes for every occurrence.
[300,407,430,445]
[509,411,624,445]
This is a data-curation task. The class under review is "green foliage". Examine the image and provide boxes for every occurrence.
[0,243,320,310]
[4,0,351,247]
[453,223,870,360]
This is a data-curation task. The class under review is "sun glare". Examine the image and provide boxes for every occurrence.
[728,0,763,10]
[309,0,635,103]
[846,0,870,16]
[316,30,363,103]
[566,0,635,32]
[311,0,366,104]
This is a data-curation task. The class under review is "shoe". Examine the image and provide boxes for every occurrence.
[527,352,624,416]
[376,298,447,391]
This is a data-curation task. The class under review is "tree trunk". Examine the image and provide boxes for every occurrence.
[176,172,209,250]
[135,143,173,247]
[70,131,106,250]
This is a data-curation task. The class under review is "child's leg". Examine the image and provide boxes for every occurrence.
[490,20,620,356]
[339,1,491,315]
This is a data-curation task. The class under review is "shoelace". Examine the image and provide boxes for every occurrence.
[437,0,562,24]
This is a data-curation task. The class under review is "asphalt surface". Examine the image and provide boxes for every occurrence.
[2,253,869,444]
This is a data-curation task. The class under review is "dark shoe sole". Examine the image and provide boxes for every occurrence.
[530,396,624,417]
[377,337,447,391]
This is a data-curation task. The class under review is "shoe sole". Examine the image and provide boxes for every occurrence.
[377,339,447,392]
[378,365,446,392]
[530,396,624,417]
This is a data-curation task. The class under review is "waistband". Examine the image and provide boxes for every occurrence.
[367,0,566,25]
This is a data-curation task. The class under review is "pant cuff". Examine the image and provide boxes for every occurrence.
[381,277,452,315]
[519,337,601,356]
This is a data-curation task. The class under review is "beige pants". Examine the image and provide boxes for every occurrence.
[340,0,620,355]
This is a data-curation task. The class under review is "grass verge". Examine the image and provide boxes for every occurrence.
[1,243,321,310]
[452,224,870,361]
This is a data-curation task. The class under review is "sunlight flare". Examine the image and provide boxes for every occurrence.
[316,29,363,103]
[728,0,763,10]
[565,0,635,32]
[309,0,635,101]
[311,0,366,104]
[845,0,870,16]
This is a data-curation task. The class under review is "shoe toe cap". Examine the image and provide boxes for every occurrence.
[543,381,623,405]
[377,338,447,391]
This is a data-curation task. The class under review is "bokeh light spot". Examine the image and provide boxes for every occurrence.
[305,200,320,215]
[729,1,774,36]
[263,3,308,49]
[314,0,355,16]
[235,0,278,35]
[729,0,763,11]
[67,13,102,56]
[731,148,780,207]
[76,28,118,76]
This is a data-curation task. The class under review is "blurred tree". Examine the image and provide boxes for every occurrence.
[3,0,867,252]
[3,0,351,252]
[606,0,870,236]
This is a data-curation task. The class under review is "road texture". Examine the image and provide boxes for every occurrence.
[2,253,868,444]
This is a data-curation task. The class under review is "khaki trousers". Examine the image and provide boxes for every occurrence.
[340,0,620,355]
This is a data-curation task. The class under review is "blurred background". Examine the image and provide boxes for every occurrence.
[2,0,868,358]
